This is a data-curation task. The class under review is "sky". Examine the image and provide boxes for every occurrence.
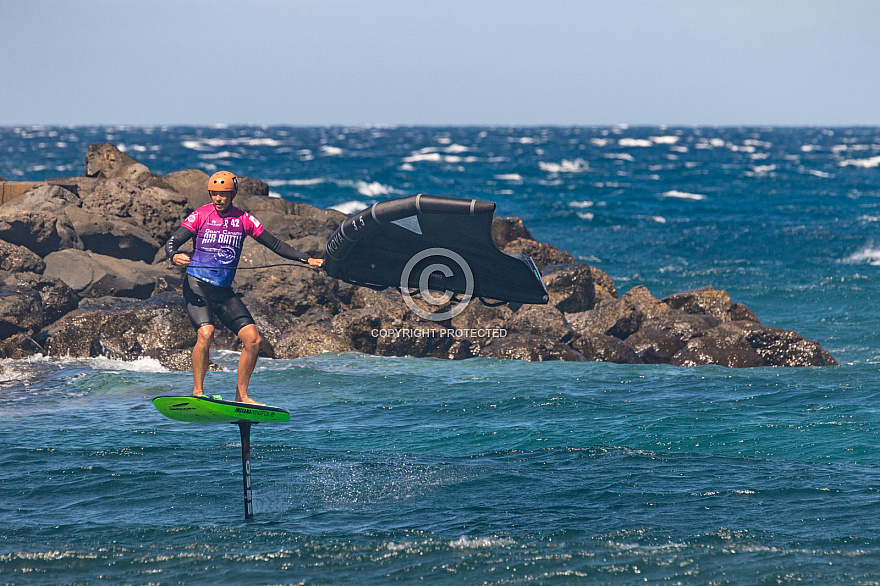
[2,0,879,127]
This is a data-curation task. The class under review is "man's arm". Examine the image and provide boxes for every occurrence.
[165,226,194,266]
[254,230,322,265]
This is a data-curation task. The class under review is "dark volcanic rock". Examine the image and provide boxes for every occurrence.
[0,208,83,257]
[670,321,766,368]
[745,328,837,367]
[502,238,576,269]
[84,143,144,179]
[541,263,596,313]
[0,240,46,273]
[567,285,669,340]
[507,304,575,343]
[64,206,160,262]
[44,292,195,359]
[570,332,642,364]
[663,286,761,324]
[491,216,534,248]
[43,249,166,299]
[237,177,270,196]
[626,327,685,364]
[162,169,210,210]
[79,178,190,242]
[3,272,80,326]
[474,333,585,362]
[274,323,349,359]
[0,333,44,359]
[0,285,42,339]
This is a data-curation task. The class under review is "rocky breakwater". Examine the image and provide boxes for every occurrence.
[0,143,836,369]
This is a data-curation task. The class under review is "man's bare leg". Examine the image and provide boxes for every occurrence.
[235,324,263,404]
[192,324,214,396]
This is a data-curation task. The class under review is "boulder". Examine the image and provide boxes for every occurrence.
[43,293,195,359]
[501,238,576,269]
[567,285,669,340]
[43,249,167,299]
[1,184,79,212]
[491,216,534,248]
[64,206,160,262]
[663,286,761,324]
[670,321,766,368]
[506,303,575,342]
[3,272,80,326]
[625,312,719,363]
[625,327,685,364]
[589,266,619,304]
[570,333,642,364]
[238,177,270,196]
[745,328,837,367]
[274,323,349,359]
[84,143,143,179]
[473,333,585,362]
[163,169,210,210]
[0,208,83,257]
[0,332,44,359]
[0,285,42,339]
[0,240,46,273]
[79,178,190,242]
[541,263,596,313]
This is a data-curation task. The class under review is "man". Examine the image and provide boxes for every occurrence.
[165,171,323,404]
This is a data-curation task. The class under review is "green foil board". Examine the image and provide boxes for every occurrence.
[153,395,290,423]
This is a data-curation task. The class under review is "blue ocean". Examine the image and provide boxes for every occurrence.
[3,125,880,584]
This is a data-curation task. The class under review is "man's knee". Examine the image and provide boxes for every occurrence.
[239,324,262,350]
[196,324,215,346]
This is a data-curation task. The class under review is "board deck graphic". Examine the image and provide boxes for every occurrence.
[153,395,290,423]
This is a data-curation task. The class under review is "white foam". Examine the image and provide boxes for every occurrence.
[402,152,443,163]
[182,137,281,151]
[539,158,589,173]
[444,144,470,153]
[749,165,777,176]
[808,169,832,178]
[576,211,594,221]
[590,138,612,147]
[618,138,653,148]
[801,144,818,152]
[494,173,523,181]
[356,181,394,197]
[568,200,594,208]
[449,536,514,549]
[605,153,635,162]
[265,178,327,187]
[198,151,242,160]
[650,216,667,223]
[842,245,880,265]
[840,155,880,168]
[329,200,369,215]
[321,145,344,156]
[650,135,680,145]
[661,190,706,201]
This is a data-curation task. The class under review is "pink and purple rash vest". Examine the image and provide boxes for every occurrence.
[181,204,265,287]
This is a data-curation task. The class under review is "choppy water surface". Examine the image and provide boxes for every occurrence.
[3,126,880,583]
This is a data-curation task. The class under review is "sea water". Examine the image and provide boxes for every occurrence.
[3,126,880,584]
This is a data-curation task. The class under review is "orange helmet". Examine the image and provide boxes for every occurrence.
[208,171,238,192]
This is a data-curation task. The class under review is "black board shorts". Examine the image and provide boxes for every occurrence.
[183,275,255,334]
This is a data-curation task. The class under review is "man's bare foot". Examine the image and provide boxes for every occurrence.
[193,390,205,397]
[235,396,265,406]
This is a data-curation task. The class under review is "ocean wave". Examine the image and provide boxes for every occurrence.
[618,138,653,148]
[495,173,523,182]
[265,178,327,187]
[661,190,706,201]
[841,245,880,265]
[321,145,344,156]
[181,137,282,151]
[539,159,589,173]
[329,200,369,215]
[197,151,242,160]
[839,155,880,168]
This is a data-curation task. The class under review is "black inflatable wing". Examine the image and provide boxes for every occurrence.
[324,194,549,305]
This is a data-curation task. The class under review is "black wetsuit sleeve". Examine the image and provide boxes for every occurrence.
[165,226,194,259]
[254,230,310,263]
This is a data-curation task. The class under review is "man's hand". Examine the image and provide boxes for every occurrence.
[308,258,324,267]
[172,253,192,267]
